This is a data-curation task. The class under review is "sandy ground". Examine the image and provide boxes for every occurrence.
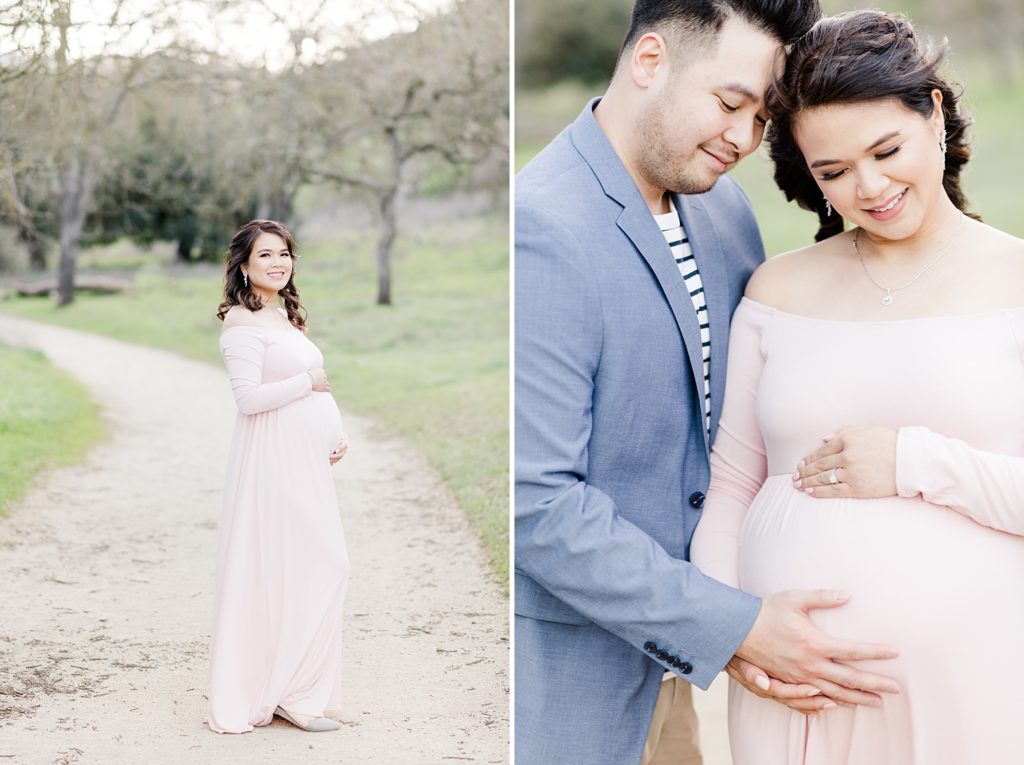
[0,315,508,765]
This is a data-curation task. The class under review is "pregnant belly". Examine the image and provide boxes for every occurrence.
[739,475,1024,646]
[314,391,343,447]
[289,390,343,452]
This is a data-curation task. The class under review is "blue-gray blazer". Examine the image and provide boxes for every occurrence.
[515,100,765,763]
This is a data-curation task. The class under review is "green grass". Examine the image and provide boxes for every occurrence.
[515,79,604,172]
[0,344,106,516]
[516,73,1024,255]
[0,214,510,587]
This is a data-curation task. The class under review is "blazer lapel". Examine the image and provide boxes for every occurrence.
[616,206,711,451]
[570,99,718,454]
[676,193,729,449]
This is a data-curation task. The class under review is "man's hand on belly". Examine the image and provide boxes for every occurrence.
[734,589,901,710]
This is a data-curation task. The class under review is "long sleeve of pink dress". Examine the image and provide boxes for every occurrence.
[689,300,769,590]
[221,326,313,414]
[897,426,1024,535]
[208,326,349,734]
[690,298,1024,765]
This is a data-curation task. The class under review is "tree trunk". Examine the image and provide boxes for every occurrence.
[4,159,49,271]
[375,126,402,306]
[16,221,49,271]
[376,188,397,305]
[176,230,195,262]
[256,159,272,221]
[272,188,294,223]
[28,236,48,271]
[256,154,281,221]
[55,155,91,307]
[256,154,298,223]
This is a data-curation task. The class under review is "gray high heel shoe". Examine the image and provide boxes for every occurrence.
[274,706,340,732]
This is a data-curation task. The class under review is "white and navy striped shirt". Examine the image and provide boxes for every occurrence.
[654,199,711,684]
[653,200,711,438]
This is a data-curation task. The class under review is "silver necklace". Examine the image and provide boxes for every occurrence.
[853,212,965,306]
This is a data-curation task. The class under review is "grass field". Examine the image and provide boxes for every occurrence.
[0,213,510,587]
[516,73,1024,255]
[0,344,106,516]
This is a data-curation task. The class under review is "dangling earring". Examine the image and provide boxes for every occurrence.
[242,271,248,288]
[939,129,947,155]
[823,195,832,218]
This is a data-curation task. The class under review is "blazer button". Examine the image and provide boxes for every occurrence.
[667,656,679,667]
[644,642,657,653]
[680,661,694,674]
[656,650,669,661]
[689,491,706,509]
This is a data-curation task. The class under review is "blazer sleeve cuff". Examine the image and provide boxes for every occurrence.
[643,580,761,691]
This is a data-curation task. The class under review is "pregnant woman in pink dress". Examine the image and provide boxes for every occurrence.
[208,219,350,734]
[691,11,1024,764]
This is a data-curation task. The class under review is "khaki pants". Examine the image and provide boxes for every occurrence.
[641,676,703,765]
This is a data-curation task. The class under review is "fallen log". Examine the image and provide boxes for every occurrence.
[9,274,133,297]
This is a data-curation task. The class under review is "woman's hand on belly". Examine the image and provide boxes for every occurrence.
[794,425,897,499]
[309,367,331,392]
[726,656,835,714]
[329,433,349,465]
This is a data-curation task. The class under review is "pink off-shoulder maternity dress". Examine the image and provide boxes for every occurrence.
[691,298,1024,765]
[208,325,349,734]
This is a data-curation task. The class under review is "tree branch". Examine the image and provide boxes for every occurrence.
[304,166,384,197]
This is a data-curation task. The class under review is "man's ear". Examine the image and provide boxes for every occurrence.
[629,32,669,90]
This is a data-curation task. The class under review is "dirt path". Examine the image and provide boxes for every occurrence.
[0,315,508,765]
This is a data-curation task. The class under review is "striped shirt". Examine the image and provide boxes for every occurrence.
[653,201,711,438]
[654,199,711,684]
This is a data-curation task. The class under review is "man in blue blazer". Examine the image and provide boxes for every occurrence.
[515,2,901,762]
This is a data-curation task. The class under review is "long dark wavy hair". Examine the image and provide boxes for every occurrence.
[765,10,979,242]
[216,219,307,331]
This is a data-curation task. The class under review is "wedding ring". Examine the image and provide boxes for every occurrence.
[828,467,839,485]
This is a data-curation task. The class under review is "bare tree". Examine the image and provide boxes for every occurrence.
[0,147,50,270]
[302,0,508,304]
[0,0,208,303]
[0,0,508,302]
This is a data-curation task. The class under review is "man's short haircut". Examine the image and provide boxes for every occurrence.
[618,0,821,63]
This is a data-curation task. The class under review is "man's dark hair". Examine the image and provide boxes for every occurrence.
[620,0,820,59]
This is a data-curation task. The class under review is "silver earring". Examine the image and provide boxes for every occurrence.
[939,129,947,155]
[243,271,248,287]
[824,195,832,217]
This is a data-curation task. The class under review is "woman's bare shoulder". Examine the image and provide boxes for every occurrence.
[745,232,850,308]
[972,221,1024,303]
[981,222,1024,260]
[220,305,263,332]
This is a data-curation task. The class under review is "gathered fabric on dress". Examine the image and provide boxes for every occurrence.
[208,325,349,734]
[692,298,1024,765]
